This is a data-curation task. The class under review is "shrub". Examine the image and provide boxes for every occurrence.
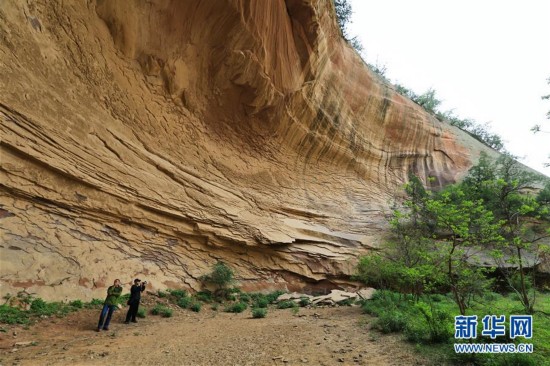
[277,301,297,309]
[415,302,452,343]
[254,297,269,308]
[29,298,47,313]
[157,290,168,298]
[151,304,172,317]
[118,293,130,305]
[211,303,219,311]
[239,293,251,304]
[177,297,192,309]
[167,289,187,299]
[29,298,70,316]
[190,302,201,313]
[69,300,83,309]
[252,308,267,318]
[404,319,427,343]
[201,262,234,293]
[0,304,30,325]
[265,291,285,304]
[374,310,407,333]
[88,298,104,307]
[299,297,311,307]
[137,308,146,318]
[195,291,213,303]
[160,308,173,318]
[224,302,247,313]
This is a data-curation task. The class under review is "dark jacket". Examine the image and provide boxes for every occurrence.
[128,283,145,305]
[104,285,122,306]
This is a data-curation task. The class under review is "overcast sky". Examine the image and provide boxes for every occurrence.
[348,0,550,176]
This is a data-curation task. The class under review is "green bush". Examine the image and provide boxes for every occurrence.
[201,262,234,294]
[151,304,172,317]
[29,298,47,313]
[266,291,285,304]
[254,297,269,308]
[167,289,187,299]
[117,293,130,305]
[87,298,104,307]
[224,302,247,313]
[277,301,297,309]
[29,298,71,317]
[239,293,251,303]
[404,319,427,343]
[374,310,407,333]
[416,302,452,343]
[0,304,30,325]
[190,302,201,313]
[196,291,213,303]
[137,308,146,318]
[157,290,168,298]
[211,303,219,311]
[177,297,192,309]
[299,297,310,307]
[252,308,267,318]
[69,300,83,309]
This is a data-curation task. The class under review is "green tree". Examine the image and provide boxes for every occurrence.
[333,0,363,52]
[414,88,442,114]
[531,76,550,167]
[201,262,235,300]
[426,186,502,315]
[463,154,549,313]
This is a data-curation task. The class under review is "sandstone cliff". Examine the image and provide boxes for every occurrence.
[0,0,493,300]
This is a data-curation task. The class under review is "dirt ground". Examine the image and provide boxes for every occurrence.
[0,299,428,366]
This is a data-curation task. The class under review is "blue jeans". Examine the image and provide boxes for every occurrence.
[97,304,116,330]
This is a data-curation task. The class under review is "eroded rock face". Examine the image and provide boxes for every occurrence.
[0,0,491,300]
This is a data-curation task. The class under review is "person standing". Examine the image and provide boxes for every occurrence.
[97,279,122,331]
[125,278,146,323]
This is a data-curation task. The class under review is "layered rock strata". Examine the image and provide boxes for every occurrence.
[1,0,493,300]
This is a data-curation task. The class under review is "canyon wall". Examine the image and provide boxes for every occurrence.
[1,0,492,300]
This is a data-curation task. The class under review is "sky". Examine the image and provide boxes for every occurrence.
[348,0,550,176]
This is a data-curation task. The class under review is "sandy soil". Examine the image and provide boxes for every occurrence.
[0,299,428,366]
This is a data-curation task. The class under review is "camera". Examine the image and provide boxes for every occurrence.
[143,281,147,285]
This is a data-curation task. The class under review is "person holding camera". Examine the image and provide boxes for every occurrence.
[97,279,122,331]
[124,278,146,324]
